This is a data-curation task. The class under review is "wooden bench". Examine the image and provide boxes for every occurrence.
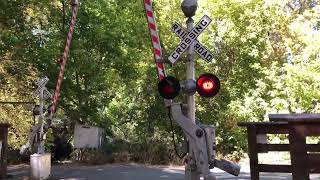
[238,114,320,180]
[0,123,10,179]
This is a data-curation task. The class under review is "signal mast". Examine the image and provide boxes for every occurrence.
[144,0,241,180]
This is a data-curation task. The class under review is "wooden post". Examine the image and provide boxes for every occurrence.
[0,123,10,179]
[247,126,259,180]
[289,124,309,180]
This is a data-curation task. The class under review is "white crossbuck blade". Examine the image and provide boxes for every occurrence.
[171,23,213,62]
[32,87,52,99]
[168,15,212,64]
[36,76,49,88]
[42,88,53,99]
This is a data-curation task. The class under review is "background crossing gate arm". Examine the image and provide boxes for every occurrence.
[48,0,80,120]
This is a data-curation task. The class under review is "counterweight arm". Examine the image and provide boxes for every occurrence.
[170,103,240,179]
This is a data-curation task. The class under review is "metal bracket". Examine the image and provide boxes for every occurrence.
[155,57,171,64]
[170,103,241,178]
[164,99,173,108]
[155,57,189,64]
[170,103,211,177]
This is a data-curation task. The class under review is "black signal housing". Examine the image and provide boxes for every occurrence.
[196,73,220,97]
[158,76,181,99]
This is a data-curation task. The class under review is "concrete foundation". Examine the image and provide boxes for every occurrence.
[30,153,51,180]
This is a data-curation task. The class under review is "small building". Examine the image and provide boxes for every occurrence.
[73,124,103,149]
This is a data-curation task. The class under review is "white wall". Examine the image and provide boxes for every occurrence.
[74,124,103,149]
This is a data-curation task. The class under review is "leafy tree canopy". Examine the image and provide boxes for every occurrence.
[0,0,319,160]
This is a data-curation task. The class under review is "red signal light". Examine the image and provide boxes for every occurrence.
[196,73,220,97]
[202,81,214,91]
[158,76,181,99]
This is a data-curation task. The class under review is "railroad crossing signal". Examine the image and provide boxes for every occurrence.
[32,76,52,99]
[171,23,213,62]
[158,73,220,99]
[168,15,212,64]
[159,14,220,99]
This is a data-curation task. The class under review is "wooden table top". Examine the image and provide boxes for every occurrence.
[0,123,11,128]
[269,113,320,122]
[237,121,288,127]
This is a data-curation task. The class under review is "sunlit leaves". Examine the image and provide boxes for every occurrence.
[1,0,319,160]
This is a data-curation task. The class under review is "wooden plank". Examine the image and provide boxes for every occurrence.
[247,126,260,180]
[308,154,320,173]
[238,122,289,134]
[269,113,320,122]
[239,121,320,135]
[289,125,310,180]
[310,168,320,173]
[290,123,320,136]
[259,164,292,173]
[0,124,11,128]
[256,125,289,134]
[0,124,11,179]
[258,144,320,152]
[0,124,10,179]
[308,154,320,169]
[258,144,290,152]
[238,121,288,126]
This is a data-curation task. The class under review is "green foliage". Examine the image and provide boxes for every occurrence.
[0,0,319,163]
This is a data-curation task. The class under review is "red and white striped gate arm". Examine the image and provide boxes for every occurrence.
[144,0,166,81]
[49,0,80,118]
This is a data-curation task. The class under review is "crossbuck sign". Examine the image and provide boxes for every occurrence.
[32,76,52,100]
[168,15,212,64]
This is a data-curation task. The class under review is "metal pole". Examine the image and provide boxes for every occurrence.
[186,18,196,123]
[185,17,199,180]
[38,88,44,154]
[181,1,198,179]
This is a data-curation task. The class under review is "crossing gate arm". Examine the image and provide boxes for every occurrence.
[144,0,172,106]
[144,0,166,81]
